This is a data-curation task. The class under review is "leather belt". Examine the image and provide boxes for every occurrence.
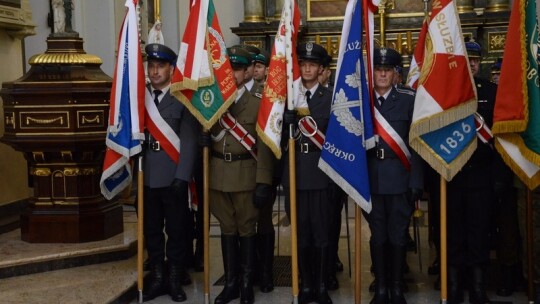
[211,151,253,162]
[149,141,161,151]
[297,142,320,154]
[367,147,397,159]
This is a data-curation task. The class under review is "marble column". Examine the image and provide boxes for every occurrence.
[244,0,265,22]
[486,0,509,12]
[456,0,474,13]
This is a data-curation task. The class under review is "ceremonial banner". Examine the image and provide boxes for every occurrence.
[171,0,236,129]
[406,19,428,89]
[408,0,477,181]
[256,0,301,158]
[493,0,540,190]
[100,0,145,200]
[318,0,375,213]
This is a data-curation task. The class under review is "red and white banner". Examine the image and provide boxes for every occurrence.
[256,0,301,159]
[406,19,428,89]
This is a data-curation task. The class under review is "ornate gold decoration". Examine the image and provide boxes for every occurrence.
[32,152,45,162]
[488,32,506,52]
[26,115,63,126]
[20,111,69,129]
[81,114,99,124]
[29,52,102,65]
[31,168,51,176]
[64,168,79,176]
[5,113,15,128]
[61,151,73,162]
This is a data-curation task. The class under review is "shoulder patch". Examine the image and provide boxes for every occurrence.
[396,86,415,96]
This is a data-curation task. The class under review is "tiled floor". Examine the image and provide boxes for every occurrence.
[138,197,529,304]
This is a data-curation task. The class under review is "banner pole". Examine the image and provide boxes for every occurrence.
[203,142,211,304]
[289,128,299,304]
[440,176,448,304]
[354,205,362,303]
[137,155,144,304]
[527,188,534,302]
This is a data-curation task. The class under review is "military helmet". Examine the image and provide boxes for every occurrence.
[373,47,401,67]
[145,43,177,65]
[297,42,328,64]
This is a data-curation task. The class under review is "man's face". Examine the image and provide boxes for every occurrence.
[299,60,323,83]
[245,64,255,81]
[491,73,500,84]
[233,67,247,86]
[147,60,173,89]
[253,62,267,82]
[374,66,395,91]
[469,57,480,76]
[318,67,331,86]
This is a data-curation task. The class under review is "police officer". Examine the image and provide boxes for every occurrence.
[142,43,199,302]
[490,58,502,84]
[253,49,269,85]
[365,47,423,304]
[446,39,497,304]
[207,46,274,304]
[239,44,264,97]
[282,42,334,304]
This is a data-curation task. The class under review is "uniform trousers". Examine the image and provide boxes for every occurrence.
[210,189,259,237]
[257,194,275,234]
[284,188,331,248]
[364,193,412,247]
[447,183,492,267]
[144,186,189,266]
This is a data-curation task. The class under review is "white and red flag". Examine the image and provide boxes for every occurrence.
[256,0,301,158]
[171,0,236,130]
[100,0,145,200]
[408,0,477,181]
[405,19,428,89]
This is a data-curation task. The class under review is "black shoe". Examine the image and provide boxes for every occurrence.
[168,264,187,302]
[143,262,167,302]
[469,267,490,304]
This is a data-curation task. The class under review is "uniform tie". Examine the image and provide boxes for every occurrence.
[305,90,312,103]
[153,90,162,108]
[378,96,385,106]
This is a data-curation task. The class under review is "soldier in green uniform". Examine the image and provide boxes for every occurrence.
[205,46,274,304]
[239,44,264,97]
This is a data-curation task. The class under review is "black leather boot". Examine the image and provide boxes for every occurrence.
[240,236,256,304]
[193,238,204,272]
[389,245,406,304]
[298,246,314,304]
[215,235,240,304]
[370,244,389,304]
[168,263,187,302]
[257,232,275,293]
[314,246,332,304]
[143,261,167,302]
[469,266,490,304]
[448,266,464,304]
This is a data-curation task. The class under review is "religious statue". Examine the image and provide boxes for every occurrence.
[148,21,164,45]
[51,0,65,33]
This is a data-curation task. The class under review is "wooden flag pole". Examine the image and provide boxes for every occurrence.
[354,205,362,303]
[203,142,211,304]
[440,176,448,304]
[137,156,144,304]
[527,188,534,302]
[289,128,299,304]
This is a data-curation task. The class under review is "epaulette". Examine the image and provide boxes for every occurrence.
[396,86,415,96]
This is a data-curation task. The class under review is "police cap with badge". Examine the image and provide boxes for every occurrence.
[373,47,401,67]
[297,42,328,64]
[145,43,177,65]
[240,44,260,64]
[227,46,252,69]
[491,58,502,75]
[465,38,482,58]
[254,49,270,66]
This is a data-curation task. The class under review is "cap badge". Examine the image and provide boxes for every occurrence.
[380,48,387,57]
[306,42,313,56]
[152,44,159,52]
